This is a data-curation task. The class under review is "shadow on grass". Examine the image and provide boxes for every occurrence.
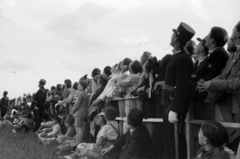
[0,124,58,159]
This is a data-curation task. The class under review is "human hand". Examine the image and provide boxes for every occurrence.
[168,110,178,124]
[101,147,111,156]
[197,81,211,92]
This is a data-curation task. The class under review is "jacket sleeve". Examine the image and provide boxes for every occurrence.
[210,71,240,92]
[118,75,139,87]
[203,53,228,81]
[113,133,127,148]
[169,56,192,113]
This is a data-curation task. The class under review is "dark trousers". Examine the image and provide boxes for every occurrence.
[162,105,187,159]
[34,108,44,131]
[0,108,7,118]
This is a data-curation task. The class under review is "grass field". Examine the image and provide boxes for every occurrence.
[0,124,58,159]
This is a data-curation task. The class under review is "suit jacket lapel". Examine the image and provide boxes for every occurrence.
[225,50,240,76]
[194,58,208,75]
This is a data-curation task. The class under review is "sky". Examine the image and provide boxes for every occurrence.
[0,0,239,99]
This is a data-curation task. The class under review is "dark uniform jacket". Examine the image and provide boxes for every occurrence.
[113,124,156,159]
[200,47,229,81]
[164,50,193,113]
[34,88,47,111]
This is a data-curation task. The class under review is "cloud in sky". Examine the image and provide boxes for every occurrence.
[0,0,239,98]
[0,60,34,73]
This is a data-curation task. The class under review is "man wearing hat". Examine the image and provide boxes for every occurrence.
[0,91,9,118]
[33,79,47,132]
[161,22,195,159]
[198,21,240,152]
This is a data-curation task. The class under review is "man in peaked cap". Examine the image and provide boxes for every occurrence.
[161,22,195,159]
[33,79,47,132]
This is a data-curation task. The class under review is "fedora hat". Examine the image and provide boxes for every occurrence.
[173,22,195,43]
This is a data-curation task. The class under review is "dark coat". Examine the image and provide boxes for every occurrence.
[194,57,209,82]
[34,88,47,111]
[200,47,229,81]
[164,51,193,113]
[113,124,156,159]
[191,57,209,102]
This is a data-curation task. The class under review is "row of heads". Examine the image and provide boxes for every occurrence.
[172,21,240,55]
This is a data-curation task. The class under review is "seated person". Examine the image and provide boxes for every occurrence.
[102,108,156,159]
[195,121,230,159]
[35,112,54,134]
[57,114,76,143]
[68,107,119,159]
[38,115,62,144]
[12,113,33,133]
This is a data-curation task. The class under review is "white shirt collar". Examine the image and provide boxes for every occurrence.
[172,49,181,54]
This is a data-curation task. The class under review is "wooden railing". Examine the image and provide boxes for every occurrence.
[110,97,240,159]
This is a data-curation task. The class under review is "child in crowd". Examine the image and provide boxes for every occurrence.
[38,115,62,144]
[67,106,119,159]
[35,112,54,134]
[57,114,76,144]
[72,79,89,146]
[195,121,230,159]
[12,113,34,133]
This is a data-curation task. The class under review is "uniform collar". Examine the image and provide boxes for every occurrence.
[172,49,181,54]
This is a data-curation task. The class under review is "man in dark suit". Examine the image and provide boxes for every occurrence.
[161,22,195,159]
[192,37,209,82]
[0,91,9,118]
[101,108,156,159]
[33,79,47,132]
[198,26,229,81]
[198,21,240,152]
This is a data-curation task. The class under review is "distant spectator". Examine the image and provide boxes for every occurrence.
[33,79,47,132]
[91,68,101,94]
[72,79,89,145]
[103,66,112,78]
[0,91,9,118]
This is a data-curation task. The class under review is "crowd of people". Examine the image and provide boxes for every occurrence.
[0,20,240,159]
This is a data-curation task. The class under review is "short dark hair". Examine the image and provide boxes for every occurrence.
[127,108,144,127]
[56,84,63,91]
[186,40,196,55]
[104,106,117,120]
[3,91,8,96]
[122,58,132,67]
[91,68,101,78]
[73,82,78,90]
[201,121,228,147]
[130,60,143,74]
[51,86,56,91]
[236,21,240,33]
[104,66,112,77]
[64,79,72,88]
[210,27,228,47]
